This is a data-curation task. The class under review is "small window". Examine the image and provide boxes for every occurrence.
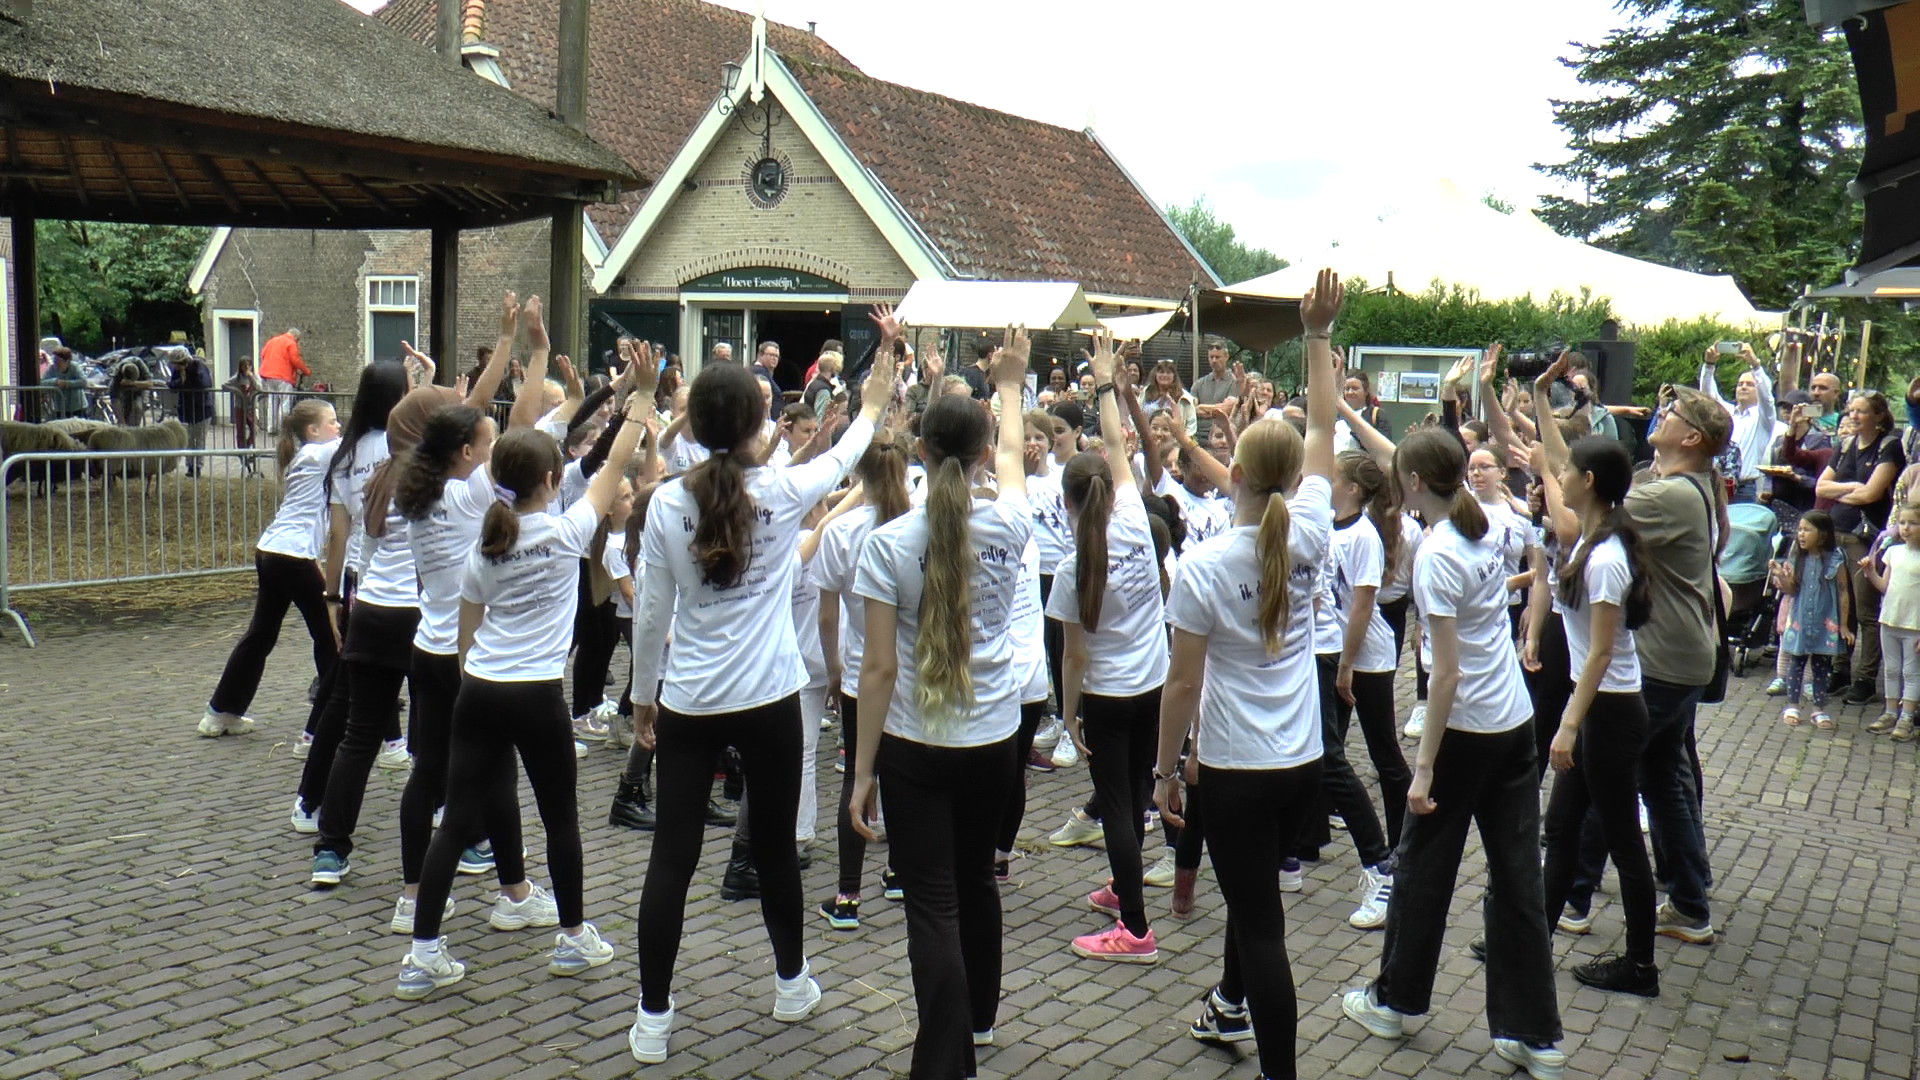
[365,276,420,366]
[368,277,418,310]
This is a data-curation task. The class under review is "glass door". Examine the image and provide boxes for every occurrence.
[701,308,745,367]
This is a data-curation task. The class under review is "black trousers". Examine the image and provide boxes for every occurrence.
[639,695,806,1013]
[1374,723,1561,1046]
[1083,687,1162,935]
[571,594,620,718]
[414,677,584,939]
[1542,690,1656,965]
[1302,655,1391,868]
[1172,777,1207,871]
[1040,574,1066,717]
[1205,759,1322,1080]
[302,602,419,857]
[834,692,870,896]
[298,578,403,742]
[400,649,525,887]
[880,732,1016,1080]
[995,700,1048,854]
[1334,669,1412,849]
[1524,612,1574,782]
[209,550,337,716]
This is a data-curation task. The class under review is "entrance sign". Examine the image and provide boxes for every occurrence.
[685,267,842,294]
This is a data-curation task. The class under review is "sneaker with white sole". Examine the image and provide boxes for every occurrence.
[457,843,495,876]
[629,997,675,1063]
[389,895,455,935]
[1402,705,1426,740]
[1049,808,1103,847]
[1189,986,1252,1044]
[1348,866,1392,930]
[1032,715,1064,750]
[573,740,590,759]
[1278,857,1304,893]
[395,939,465,1000]
[973,1029,995,1047]
[375,739,411,770]
[1492,1038,1567,1080]
[196,708,255,737]
[1051,736,1080,768]
[1144,851,1177,888]
[1070,921,1157,964]
[773,961,823,1021]
[549,922,616,975]
[291,731,314,759]
[309,850,350,888]
[1654,900,1715,944]
[490,884,561,931]
[289,795,318,834]
[572,713,610,742]
[1341,985,1405,1038]
[1557,905,1593,934]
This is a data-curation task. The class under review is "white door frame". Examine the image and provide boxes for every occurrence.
[211,308,259,424]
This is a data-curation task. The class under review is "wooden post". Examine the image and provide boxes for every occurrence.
[435,0,461,67]
[12,208,38,423]
[548,0,589,360]
[430,224,459,385]
[1188,273,1200,387]
[1854,320,1874,393]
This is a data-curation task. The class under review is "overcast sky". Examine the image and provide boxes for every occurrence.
[351,0,1632,262]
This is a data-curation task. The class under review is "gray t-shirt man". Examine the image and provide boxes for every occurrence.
[1190,347,1237,438]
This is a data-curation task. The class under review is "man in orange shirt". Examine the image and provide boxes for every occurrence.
[258,327,308,433]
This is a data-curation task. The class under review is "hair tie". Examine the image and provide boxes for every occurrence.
[492,482,516,504]
[711,447,729,456]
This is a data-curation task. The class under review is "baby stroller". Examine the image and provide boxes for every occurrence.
[1722,502,1781,675]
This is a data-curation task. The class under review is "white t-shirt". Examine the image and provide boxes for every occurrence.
[355,500,419,609]
[1376,512,1423,605]
[604,542,634,620]
[663,430,709,476]
[1413,519,1532,734]
[1312,540,1342,656]
[460,499,600,681]
[790,548,827,691]
[852,490,1033,747]
[257,437,340,560]
[408,466,493,654]
[1158,475,1232,549]
[1482,499,1534,607]
[1331,514,1398,673]
[1026,468,1074,575]
[1009,537,1050,704]
[558,458,589,514]
[328,430,389,574]
[1559,534,1642,694]
[1165,474,1333,769]
[812,505,882,700]
[1045,486,1169,696]
[635,416,876,714]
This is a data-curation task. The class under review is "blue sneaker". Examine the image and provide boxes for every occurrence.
[549,922,615,975]
[457,842,495,876]
[310,850,350,888]
[395,939,465,1000]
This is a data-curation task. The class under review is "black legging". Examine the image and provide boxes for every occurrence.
[1525,611,1574,782]
[414,677,584,939]
[1377,594,1425,701]
[1300,654,1392,868]
[881,731,1016,1080]
[1171,774,1207,872]
[834,692,869,897]
[209,550,337,716]
[639,695,807,1013]
[571,595,620,718]
[995,700,1048,855]
[1205,758,1321,1080]
[1083,687,1162,938]
[301,602,419,853]
[1542,690,1656,965]
[1040,574,1066,717]
[299,578,403,743]
[1333,669,1411,848]
[401,649,525,887]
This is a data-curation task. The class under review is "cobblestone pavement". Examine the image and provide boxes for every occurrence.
[2,599,1917,1080]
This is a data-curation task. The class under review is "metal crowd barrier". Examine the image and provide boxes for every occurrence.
[2,385,356,450]
[1,447,280,647]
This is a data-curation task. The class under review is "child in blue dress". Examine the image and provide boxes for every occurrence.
[1778,510,1852,730]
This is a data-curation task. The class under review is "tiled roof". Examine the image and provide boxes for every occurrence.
[375,0,855,237]
[786,59,1214,300]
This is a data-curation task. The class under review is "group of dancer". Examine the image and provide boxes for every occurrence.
[194,267,1735,1080]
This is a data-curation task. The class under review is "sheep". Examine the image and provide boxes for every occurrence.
[1,420,87,492]
[42,418,116,443]
[85,420,188,493]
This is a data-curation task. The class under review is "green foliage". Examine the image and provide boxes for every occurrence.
[1535,1,1863,311]
[1481,192,1516,215]
[1332,279,1615,356]
[1163,197,1286,286]
[37,221,209,352]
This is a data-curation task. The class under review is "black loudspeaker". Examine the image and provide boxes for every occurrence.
[1579,338,1637,407]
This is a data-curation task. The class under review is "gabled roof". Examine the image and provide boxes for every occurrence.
[376,0,856,237]
[785,60,1218,300]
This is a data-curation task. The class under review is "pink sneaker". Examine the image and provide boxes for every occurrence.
[1087,885,1121,916]
[1071,921,1157,964]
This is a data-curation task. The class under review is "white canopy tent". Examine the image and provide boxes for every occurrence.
[890,280,1101,330]
[1233,180,1771,328]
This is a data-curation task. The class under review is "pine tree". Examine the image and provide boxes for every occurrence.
[1536,0,1863,310]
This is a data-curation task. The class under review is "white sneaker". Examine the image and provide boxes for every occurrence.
[289,795,318,834]
[1048,809,1103,847]
[574,740,590,759]
[629,996,675,1063]
[1402,705,1426,740]
[1144,851,1177,888]
[572,713,610,742]
[1051,736,1080,768]
[389,895,455,935]
[1348,866,1392,930]
[1145,809,1160,834]
[196,709,254,737]
[1341,985,1405,1039]
[1278,860,1305,893]
[549,922,616,975]
[291,731,314,759]
[1032,715,1064,750]
[490,884,561,931]
[1493,1038,1567,1080]
[772,961,822,1022]
[1557,905,1593,934]
[375,739,411,770]
[395,939,465,1000]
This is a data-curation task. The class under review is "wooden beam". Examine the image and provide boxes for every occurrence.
[436,0,463,68]
[56,133,86,207]
[241,158,291,213]
[340,173,395,215]
[191,153,244,216]
[0,192,556,230]
[102,139,141,207]
[555,0,590,132]
[289,165,344,217]
[550,202,585,359]
[150,148,191,210]
[12,207,39,422]
[0,164,69,181]
[430,224,460,378]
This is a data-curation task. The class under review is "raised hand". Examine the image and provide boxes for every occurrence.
[1479,343,1501,387]
[553,354,576,389]
[499,291,520,338]
[1299,267,1343,336]
[522,296,547,349]
[454,373,470,398]
[992,325,1032,387]
[869,302,901,343]
[1536,350,1570,391]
